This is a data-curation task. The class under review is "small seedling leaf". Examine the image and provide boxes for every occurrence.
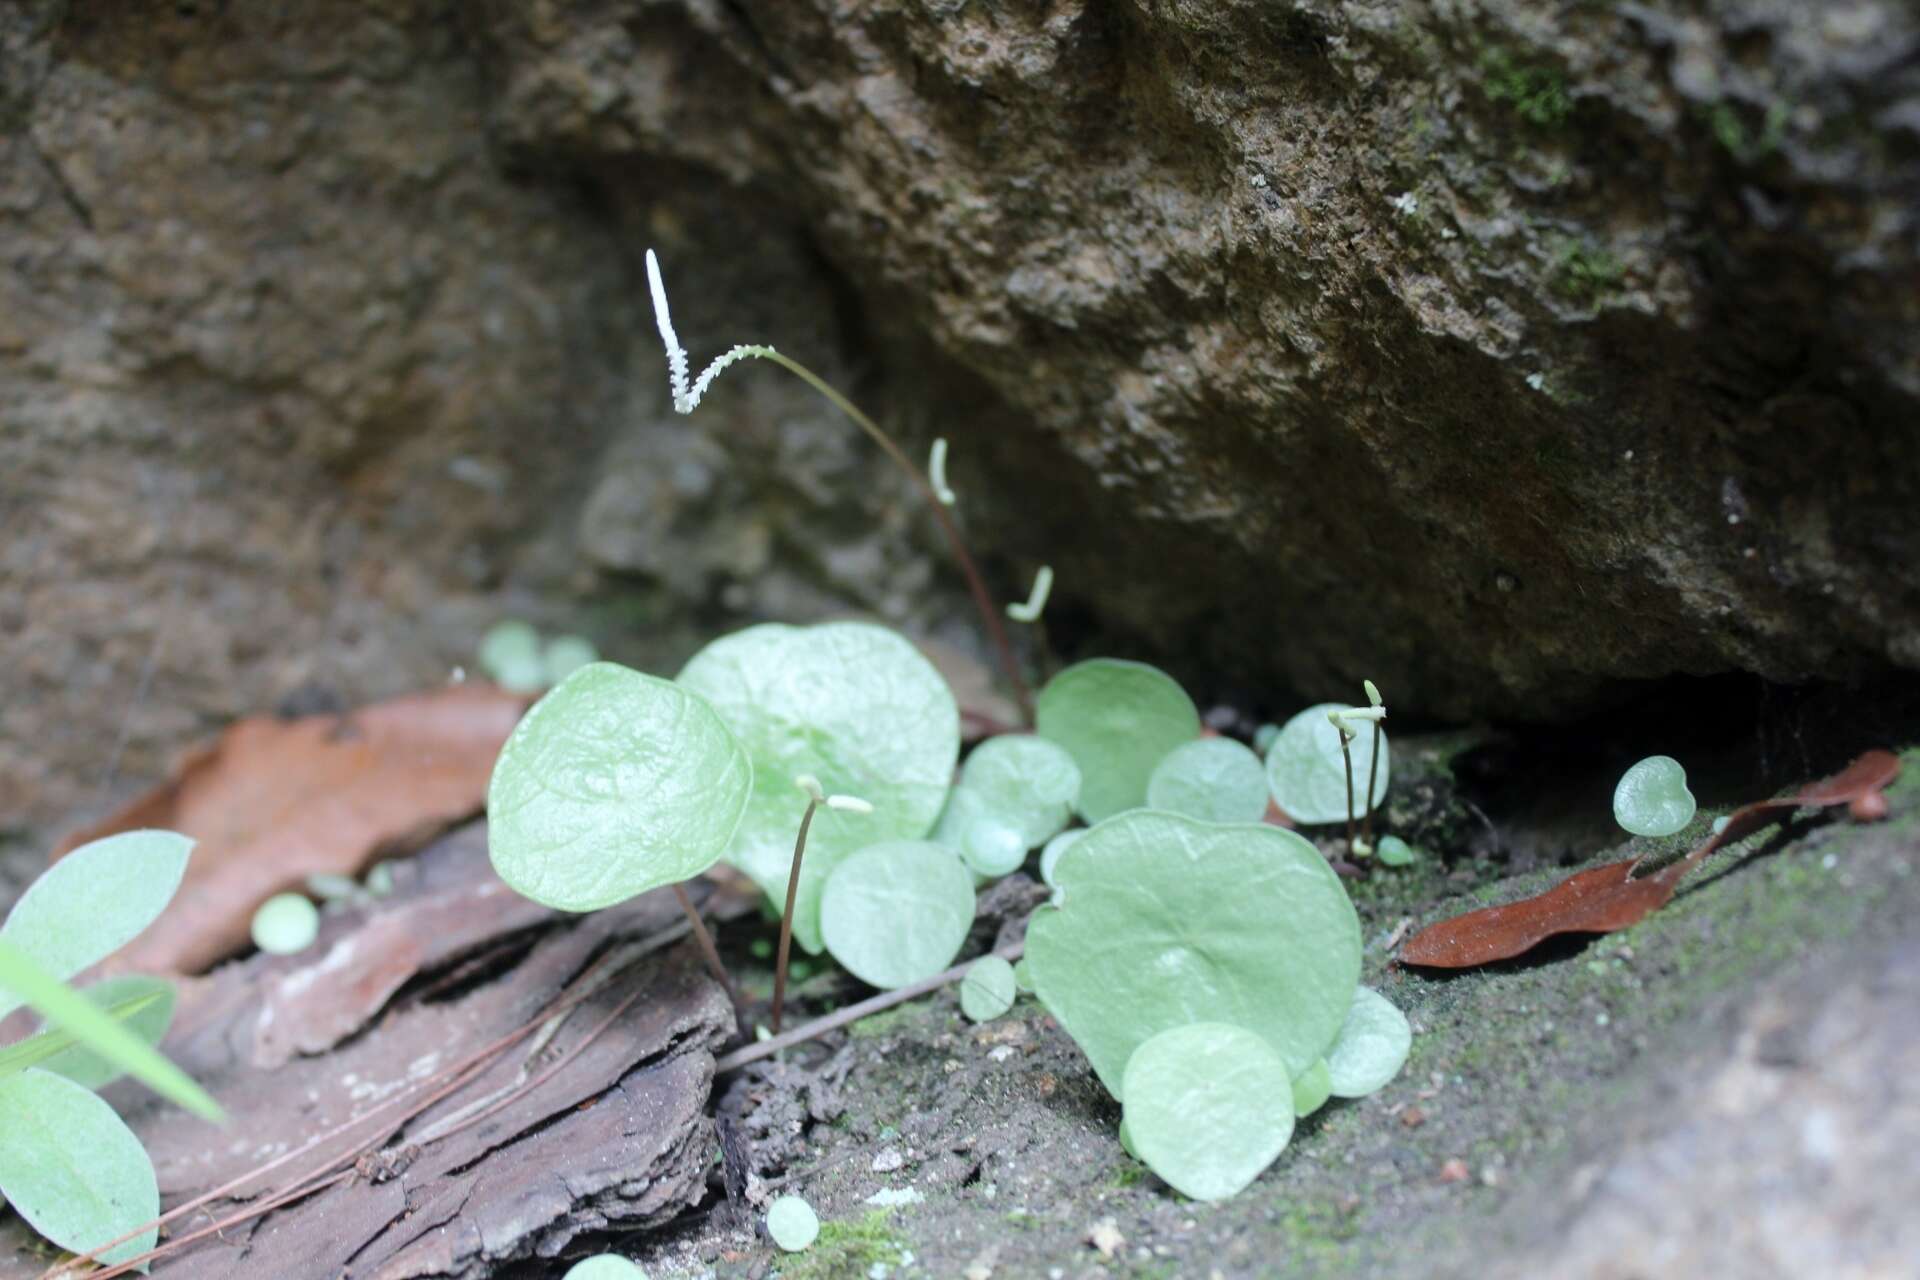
[0,830,191,1020]
[251,893,321,955]
[1264,703,1390,825]
[562,1256,649,1279]
[1612,755,1696,837]
[1027,810,1361,1093]
[1324,986,1412,1098]
[960,955,1017,1021]
[1035,659,1200,822]
[0,939,221,1121]
[543,634,600,685]
[1147,737,1270,824]
[0,1069,159,1265]
[1375,835,1417,867]
[1291,1058,1332,1117]
[489,663,752,912]
[1120,1023,1295,1202]
[954,734,1081,844]
[478,620,541,684]
[821,841,976,989]
[679,622,959,953]
[765,1194,820,1252]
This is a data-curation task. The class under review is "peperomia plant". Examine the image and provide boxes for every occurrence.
[1033,659,1200,822]
[1612,754,1696,837]
[0,830,222,1265]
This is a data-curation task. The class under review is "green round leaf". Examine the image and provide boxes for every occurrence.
[250,893,320,956]
[543,634,600,685]
[487,663,752,912]
[1253,723,1281,755]
[953,734,1080,845]
[1146,737,1270,824]
[1291,1058,1332,1118]
[1118,1117,1140,1161]
[0,1069,159,1265]
[1011,958,1035,993]
[1120,1023,1295,1202]
[1375,835,1417,867]
[0,830,192,1019]
[1035,660,1200,822]
[1027,811,1361,1093]
[766,1194,819,1252]
[678,623,959,952]
[960,955,1017,1022]
[480,620,545,691]
[563,1256,649,1280]
[1038,829,1084,889]
[820,841,976,989]
[1325,986,1412,1098]
[960,816,1028,878]
[39,977,176,1090]
[1263,703,1390,825]
[1612,755,1697,838]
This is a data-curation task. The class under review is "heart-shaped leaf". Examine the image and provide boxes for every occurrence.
[1264,703,1390,825]
[1147,737,1269,824]
[678,623,959,952]
[820,841,976,989]
[1324,986,1412,1098]
[1612,755,1696,837]
[1026,810,1361,1093]
[1035,660,1199,822]
[0,830,191,1019]
[0,1069,159,1265]
[488,662,753,912]
[1120,1022,1295,1202]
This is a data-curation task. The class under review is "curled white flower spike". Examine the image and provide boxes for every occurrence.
[929,437,957,506]
[794,774,826,804]
[646,248,778,414]
[826,794,874,815]
[1339,705,1386,725]
[1327,710,1356,741]
[1007,565,1055,623]
[1364,679,1382,708]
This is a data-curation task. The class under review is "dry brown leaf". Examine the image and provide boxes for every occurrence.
[54,683,529,975]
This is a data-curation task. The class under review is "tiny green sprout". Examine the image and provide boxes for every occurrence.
[1327,710,1360,850]
[766,1194,820,1252]
[251,893,320,956]
[960,955,1017,1022]
[1613,755,1697,838]
[1121,1022,1295,1202]
[929,437,957,505]
[563,1256,649,1279]
[820,841,976,989]
[478,620,544,692]
[1364,679,1382,707]
[1007,565,1054,623]
[1264,702,1390,827]
[1375,835,1417,867]
[542,634,599,685]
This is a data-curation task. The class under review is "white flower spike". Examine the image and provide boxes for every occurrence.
[1007,565,1055,623]
[645,248,777,414]
[826,794,875,815]
[794,774,826,804]
[929,438,957,506]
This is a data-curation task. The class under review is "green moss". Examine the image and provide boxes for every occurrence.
[1550,238,1625,302]
[774,1209,908,1280]
[1110,1159,1149,1189]
[1480,50,1573,128]
[1706,100,1789,164]
[849,1002,924,1039]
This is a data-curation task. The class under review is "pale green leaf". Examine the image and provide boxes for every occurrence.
[1035,660,1199,822]
[250,893,320,955]
[1291,1058,1332,1118]
[0,1069,159,1265]
[1146,737,1270,824]
[1038,829,1084,889]
[1026,811,1360,1094]
[1120,1023,1294,1202]
[543,634,600,685]
[960,955,1017,1022]
[34,977,176,1091]
[1263,703,1390,825]
[1325,986,1412,1098]
[0,830,191,1021]
[0,938,220,1122]
[488,662,753,912]
[678,623,959,952]
[478,619,541,687]
[563,1256,649,1279]
[1375,835,1417,867]
[1612,755,1696,838]
[766,1194,819,1252]
[820,841,975,990]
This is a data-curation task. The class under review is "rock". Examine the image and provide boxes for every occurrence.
[6,0,1920,832]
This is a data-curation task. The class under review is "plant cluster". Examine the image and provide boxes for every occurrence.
[0,831,221,1266]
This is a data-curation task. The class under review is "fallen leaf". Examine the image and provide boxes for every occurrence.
[1399,750,1900,970]
[53,683,529,975]
[1438,1158,1470,1184]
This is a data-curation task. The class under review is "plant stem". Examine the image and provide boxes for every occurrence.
[1362,721,1381,845]
[770,797,819,1035]
[672,882,748,1038]
[1340,734,1357,852]
[761,351,1033,724]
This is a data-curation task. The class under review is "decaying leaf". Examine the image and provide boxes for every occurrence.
[52,684,529,975]
[1399,750,1900,969]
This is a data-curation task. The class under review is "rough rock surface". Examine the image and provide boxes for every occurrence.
[6,0,1920,826]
